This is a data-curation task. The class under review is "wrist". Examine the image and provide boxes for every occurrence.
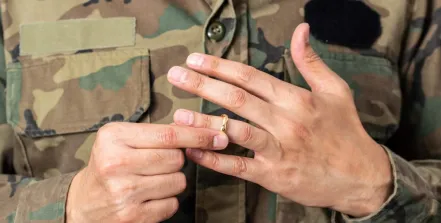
[336,178,393,217]
[334,143,393,217]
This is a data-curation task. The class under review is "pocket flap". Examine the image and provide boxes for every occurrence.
[20,17,136,56]
[6,48,150,137]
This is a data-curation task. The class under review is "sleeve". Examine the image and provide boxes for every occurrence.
[0,10,77,223]
[333,1,441,222]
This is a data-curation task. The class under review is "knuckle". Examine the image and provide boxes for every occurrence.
[143,202,155,215]
[169,198,180,215]
[278,178,300,196]
[267,81,278,97]
[95,123,127,149]
[160,198,179,221]
[297,91,316,112]
[169,197,180,214]
[191,73,205,90]
[209,58,220,70]
[107,179,135,196]
[287,121,311,142]
[239,125,254,144]
[96,156,126,176]
[197,133,212,148]
[237,66,255,82]
[201,114,212,128]
[170,149,185,169]
[209,153,220,169]
[274,167,300,193]
[338,80,351,93]
[313,81,329,93]
[115,206,138,223]
[149,151,166,165]
[227,89,247,108]
[298,90,313,106]
[287,172,302,190]
[232,157,248,176]
[97,122,124,140]
[90,145,105,167]
[174,172,187,193]
[303,50,322,64]
[157,127,178,146]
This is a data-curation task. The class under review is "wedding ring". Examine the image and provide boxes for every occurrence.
[220,114,229,133]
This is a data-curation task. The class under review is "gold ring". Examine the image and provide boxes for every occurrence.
[220,114,229,133]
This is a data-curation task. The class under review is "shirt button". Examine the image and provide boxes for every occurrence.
[207,21,226,42]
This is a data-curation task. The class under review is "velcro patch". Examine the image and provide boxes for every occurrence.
[20,17,136,56]
[304,0,381,49]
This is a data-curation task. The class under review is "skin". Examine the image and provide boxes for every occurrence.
[66,23,392,222]
[169,23,392,217]
[66,123,229,222]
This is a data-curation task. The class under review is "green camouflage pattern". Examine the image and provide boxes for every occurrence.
[0,0,439,222]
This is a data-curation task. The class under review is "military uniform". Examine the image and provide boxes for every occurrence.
[0,0,440,222]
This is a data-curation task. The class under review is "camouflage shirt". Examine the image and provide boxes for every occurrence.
[0,0,441,222]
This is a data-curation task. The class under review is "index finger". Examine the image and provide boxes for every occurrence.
[98,122,229,150]
[185,53,296,103]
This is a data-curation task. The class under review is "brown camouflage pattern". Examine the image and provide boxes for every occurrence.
[0,0,440,222]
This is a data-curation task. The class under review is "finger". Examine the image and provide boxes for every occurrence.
[138,172,187,201]
[173,109,280,158]
[186,149,262,183]
[126,149,185,175]
[98,122,229,150]
[184,53,296,103]
[290,23,350,96]
[167,66,275,130]
[142,197,179,222]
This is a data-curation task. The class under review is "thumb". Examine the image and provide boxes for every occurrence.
[290,23,349,96]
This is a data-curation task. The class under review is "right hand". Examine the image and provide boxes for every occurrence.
[66,122,228,223]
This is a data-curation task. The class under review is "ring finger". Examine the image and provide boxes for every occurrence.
[127,149,185,175]
[137,172,187,202]
[173,109,280,158]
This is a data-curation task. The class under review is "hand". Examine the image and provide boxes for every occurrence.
[66,122,228,223]
[167,23,393,217]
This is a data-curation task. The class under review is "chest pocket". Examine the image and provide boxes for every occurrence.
[5,18,152,177]
[6,49,151,137]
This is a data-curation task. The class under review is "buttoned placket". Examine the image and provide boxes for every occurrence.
[196,0,249,222]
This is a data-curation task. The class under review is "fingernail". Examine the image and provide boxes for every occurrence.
[187,53,204,67]
[168,66,187,82]
[303,24,310,44]
[188,148,204,159]
[175,110,194,125]
[213,133,228,149]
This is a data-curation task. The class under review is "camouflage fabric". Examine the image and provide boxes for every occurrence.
[0,0,440,222]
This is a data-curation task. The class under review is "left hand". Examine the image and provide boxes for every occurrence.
[167,23,393,217]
